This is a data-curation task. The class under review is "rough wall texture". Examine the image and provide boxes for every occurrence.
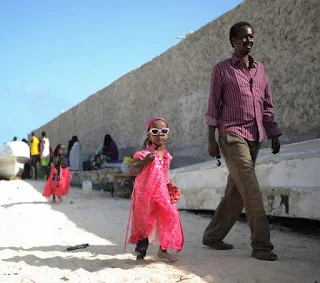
[34,0,320,168]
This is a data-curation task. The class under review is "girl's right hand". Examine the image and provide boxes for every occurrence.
[129,153,154,175]
[144,153,155,162]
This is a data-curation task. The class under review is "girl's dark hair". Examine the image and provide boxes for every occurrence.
[143,138,152,148]
[229,21,253,47]
[54,144,64,157]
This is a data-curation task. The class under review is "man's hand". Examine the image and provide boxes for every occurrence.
[271,136,281,154]
[208,126,221,158]
[208,139,221,158]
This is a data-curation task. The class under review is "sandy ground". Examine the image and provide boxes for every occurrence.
[0,180,319,283]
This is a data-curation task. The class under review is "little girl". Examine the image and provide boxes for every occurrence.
[43,144,72,203]
[126,117,184,262]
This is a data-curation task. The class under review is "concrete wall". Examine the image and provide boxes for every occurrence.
[171,138,320,220]
[33,0,320,168]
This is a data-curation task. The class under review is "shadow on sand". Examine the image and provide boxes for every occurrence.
[0,245,162,272]
[1,180,205,279]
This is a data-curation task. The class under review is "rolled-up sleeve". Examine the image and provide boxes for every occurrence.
[263,70,282,139]
[205,64,223,127]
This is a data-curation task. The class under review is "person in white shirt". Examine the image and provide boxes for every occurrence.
[40,131,51,179]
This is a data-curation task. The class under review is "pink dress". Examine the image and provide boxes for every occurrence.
[43,163,72,198]
[128,144,184,251]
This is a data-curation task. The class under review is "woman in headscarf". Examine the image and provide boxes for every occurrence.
[101,134,119,161]
[69,136,83,171]
[91,134,119,169]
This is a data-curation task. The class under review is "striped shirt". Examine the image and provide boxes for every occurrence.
[205,54,282,142]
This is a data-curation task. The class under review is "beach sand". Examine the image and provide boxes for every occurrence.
[0,180,319,283]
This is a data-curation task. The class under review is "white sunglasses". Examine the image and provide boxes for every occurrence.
[148,128,170,136]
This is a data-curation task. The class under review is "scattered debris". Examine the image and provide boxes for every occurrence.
[66,243,89,251]
[176,276,193,282]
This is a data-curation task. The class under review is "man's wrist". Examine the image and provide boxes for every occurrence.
[208,126,217,141]
[272,135,281,139]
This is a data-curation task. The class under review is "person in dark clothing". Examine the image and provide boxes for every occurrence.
[102,134,119,161]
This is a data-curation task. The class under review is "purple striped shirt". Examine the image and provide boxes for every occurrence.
[206,54,282,142]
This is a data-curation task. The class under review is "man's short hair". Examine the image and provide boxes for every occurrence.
[229,21,254,47]
[41,131,46,137]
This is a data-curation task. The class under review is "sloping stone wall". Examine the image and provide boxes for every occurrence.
[33,0,320,168]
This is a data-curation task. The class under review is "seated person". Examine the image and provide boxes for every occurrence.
[90,134,119,169]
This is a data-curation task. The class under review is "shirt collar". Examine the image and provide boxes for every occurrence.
[231,54,257,69]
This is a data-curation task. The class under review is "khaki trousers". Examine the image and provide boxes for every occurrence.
[203,132,273,251]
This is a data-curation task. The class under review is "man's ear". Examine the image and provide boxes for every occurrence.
[231,37,236,48]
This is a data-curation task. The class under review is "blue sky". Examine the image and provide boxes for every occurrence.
[0,0,242,144]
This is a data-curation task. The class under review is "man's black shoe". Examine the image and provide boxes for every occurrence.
[251,250,278,261]
[203,240,234,250]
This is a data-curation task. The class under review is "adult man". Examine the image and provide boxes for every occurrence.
[203,22,281,261]
[30,132,40,180]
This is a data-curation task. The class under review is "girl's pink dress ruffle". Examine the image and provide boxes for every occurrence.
[43,164,72,197]
[128,145,184,251]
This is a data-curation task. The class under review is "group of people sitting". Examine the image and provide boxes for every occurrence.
[40,134,119,202]
[90,134,119,170]
[21,132,119,180]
